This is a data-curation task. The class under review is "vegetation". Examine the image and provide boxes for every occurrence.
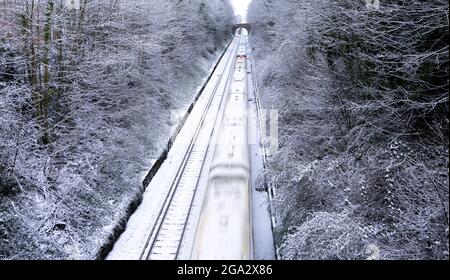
[248,0,448,259]
[0,0,233,259]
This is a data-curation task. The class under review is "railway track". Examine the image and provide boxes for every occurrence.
[138,37,239,260]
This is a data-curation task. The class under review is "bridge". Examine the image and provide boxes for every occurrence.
[233,23,252,33]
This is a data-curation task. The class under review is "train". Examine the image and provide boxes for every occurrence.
[190,28,253,260]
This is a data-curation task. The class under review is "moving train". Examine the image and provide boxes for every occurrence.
[190,29,253,260]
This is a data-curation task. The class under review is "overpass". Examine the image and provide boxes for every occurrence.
[233,23,252,33]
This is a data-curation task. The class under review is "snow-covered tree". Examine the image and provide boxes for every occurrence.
[248,0,448,260]
[0,0,233,259]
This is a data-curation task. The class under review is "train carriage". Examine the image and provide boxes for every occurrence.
[191,28,252,260]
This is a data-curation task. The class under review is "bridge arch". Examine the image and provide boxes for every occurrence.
[232,23,252,34]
